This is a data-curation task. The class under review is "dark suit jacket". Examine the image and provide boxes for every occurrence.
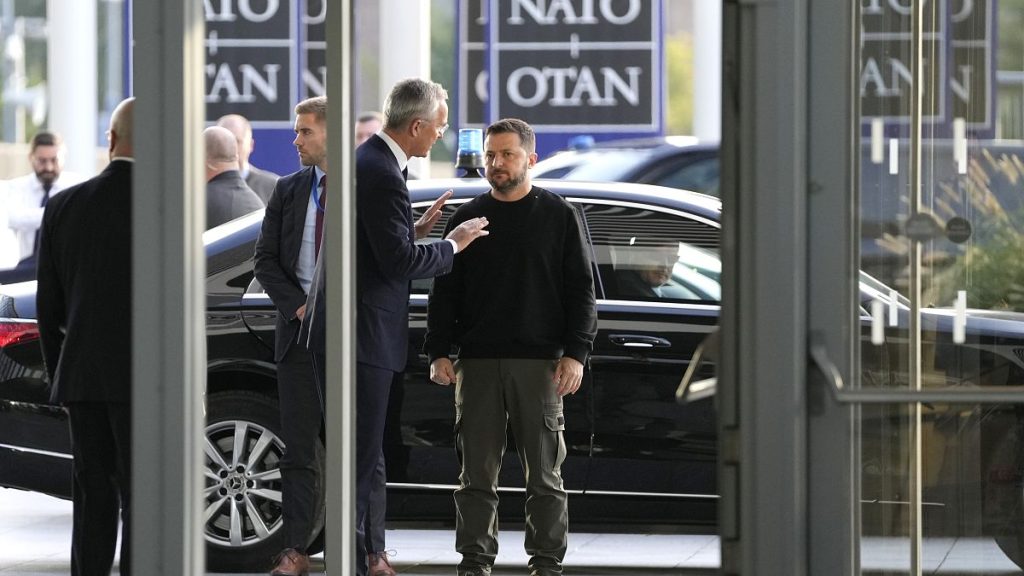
[206,170,265,230]
[246,165,280,204]
[36,160,132,404]
[254,166,316,362]
[355,135,454,372]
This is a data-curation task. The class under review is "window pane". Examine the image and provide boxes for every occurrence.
[582,203,720,303]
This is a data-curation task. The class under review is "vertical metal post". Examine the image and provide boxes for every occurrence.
[132,0,206,573]
[908,1,925,573]
[721,0,810,572]
[324,1,355,574]
[806,0,859,572]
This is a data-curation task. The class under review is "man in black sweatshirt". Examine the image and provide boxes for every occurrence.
[425,118,597,576]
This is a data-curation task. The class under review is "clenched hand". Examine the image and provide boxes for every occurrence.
[430,358,456,385]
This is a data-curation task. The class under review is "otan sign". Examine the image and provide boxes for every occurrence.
[860,0,993,129]
[203,0,326,126]
[459,0,663,134]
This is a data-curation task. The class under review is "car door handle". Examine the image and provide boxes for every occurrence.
[608,334,672,348]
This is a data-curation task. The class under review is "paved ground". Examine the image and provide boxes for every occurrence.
[0,488,713,575]
[2,487,1023,575]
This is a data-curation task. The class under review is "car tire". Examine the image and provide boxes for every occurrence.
[987,409,1024,570]
[203,390,326,572]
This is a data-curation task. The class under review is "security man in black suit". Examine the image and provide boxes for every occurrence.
[253,95,328,576]
[36,96,135,576]
[204,126,264,229]
[216,113,280,204]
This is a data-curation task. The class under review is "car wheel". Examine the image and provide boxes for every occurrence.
[204,390,318,572]
[988,408,1024,569]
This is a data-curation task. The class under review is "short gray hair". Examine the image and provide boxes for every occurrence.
[383,79,447,131]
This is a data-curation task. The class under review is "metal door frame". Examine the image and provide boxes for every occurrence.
[721,0,857,573]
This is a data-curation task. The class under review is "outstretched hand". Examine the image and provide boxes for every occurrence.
[415,190,453,240]
[446,217,489,252]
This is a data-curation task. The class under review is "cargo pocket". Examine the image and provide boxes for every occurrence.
[543,401,567,472]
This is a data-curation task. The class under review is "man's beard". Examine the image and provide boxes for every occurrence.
[487,169,525,193]
[36,170,58,188]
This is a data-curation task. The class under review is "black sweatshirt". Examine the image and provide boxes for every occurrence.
[424,186,597,364]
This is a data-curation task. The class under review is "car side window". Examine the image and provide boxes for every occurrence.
[581,202,721,303]
[647,156,720,196]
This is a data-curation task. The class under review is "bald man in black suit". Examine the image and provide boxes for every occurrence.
[37,96,135,576]
[204,125,264,229]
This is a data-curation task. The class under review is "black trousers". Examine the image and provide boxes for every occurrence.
[311,352,388,554]
[355,362,394,576]
[67,401,131,576]
[276,343,323,551]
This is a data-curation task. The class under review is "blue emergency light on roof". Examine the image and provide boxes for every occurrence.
[455,128,484,178]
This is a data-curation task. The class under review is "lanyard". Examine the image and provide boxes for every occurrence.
[311,172,326,212]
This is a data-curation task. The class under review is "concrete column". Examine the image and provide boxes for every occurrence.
[132,0,207,573]
[692,1,721,143]
[47,0,97,175]
[378,0,431,177]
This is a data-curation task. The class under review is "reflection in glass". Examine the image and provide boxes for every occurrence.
[858,0,1024,573]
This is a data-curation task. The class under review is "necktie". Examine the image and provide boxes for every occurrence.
[402,167,409,181]
[40,182,53,208]
[315,175,327,258]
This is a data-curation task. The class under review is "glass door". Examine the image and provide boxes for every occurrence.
[840,1,1024,573]
[719,0,1024,572]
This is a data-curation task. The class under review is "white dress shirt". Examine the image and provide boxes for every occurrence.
[0,171,85,267]
[296,165,326,294]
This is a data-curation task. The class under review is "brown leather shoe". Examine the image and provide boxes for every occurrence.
[270,548,310,576]
[367,550,397,576]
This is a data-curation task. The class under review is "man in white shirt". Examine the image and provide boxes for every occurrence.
[2,132,84,267]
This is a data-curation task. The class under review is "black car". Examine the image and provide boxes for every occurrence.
[1,178,1022,571]
[532,136,721,196]
[533,137,1024,295]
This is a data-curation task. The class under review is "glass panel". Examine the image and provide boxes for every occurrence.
[860,402,1024,574]
[858,1,1024,573]
[582,202,720,303]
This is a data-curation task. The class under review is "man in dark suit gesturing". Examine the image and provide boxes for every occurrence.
[254,96,329,576]
[352,78,489,576]
[36,96,135,576]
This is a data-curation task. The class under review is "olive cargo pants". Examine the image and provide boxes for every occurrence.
[453,358,568,576]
